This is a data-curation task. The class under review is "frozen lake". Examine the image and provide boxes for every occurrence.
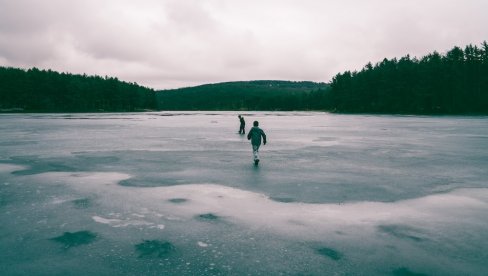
[1,112,487,275]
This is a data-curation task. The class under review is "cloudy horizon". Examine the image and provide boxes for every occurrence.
[1,0,487,90]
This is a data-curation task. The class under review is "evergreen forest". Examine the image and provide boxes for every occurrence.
[327,42,488,114]
[0,67,156,112]
[156,81,329,111]
[1,42,487,114]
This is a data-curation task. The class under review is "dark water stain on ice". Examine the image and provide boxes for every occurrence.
[317,247,343,261]
[168,198,187,203]
[50,231,97,249]
[197,213,220,220]
[7,154,118,176]
[9,157,79,176]
[0,140,38,146]
[119,177,189,187]
[135,240,175,258]
[0,187,11,208]
[313,137,337,142]
[76,155,120,164]
[12,163,79,175]
[72,198,90,209]
[393,267,428,276]
[378,224,427,242]
[270,196,296,203]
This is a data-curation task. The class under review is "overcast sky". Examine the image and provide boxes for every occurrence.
[1,0,487,89]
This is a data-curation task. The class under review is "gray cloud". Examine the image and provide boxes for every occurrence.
[1,0,487,89]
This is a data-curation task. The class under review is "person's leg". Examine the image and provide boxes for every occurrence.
[252,144,260,161]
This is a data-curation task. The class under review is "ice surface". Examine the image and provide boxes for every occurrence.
[1,112,488,275]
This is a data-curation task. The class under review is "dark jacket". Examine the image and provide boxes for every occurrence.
[247,126,266,146]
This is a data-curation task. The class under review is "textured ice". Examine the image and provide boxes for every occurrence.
[1,112,488,275]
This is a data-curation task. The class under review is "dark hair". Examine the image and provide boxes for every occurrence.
[253,121,259,126]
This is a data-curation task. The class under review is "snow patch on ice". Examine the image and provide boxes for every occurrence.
[92,215,155,228]
[197,241,209,247]
[92,216,122,225]
[153,224,165,230]
[50,198,72,205]
[34,171,488,240]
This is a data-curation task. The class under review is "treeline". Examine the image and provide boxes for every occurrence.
[0,67,156,112]
[327,42,488,114]
[156,80,329,111]
[2,42,487,114]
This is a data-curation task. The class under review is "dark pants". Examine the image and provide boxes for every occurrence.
[239,124,245,134]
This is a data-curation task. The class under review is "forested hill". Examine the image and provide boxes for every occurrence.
[1,42,487,114]
[0,67,156,112]
[158,42,488,114]
[0,67,328,112]
[327,42,488,114]
[156,81,329,111]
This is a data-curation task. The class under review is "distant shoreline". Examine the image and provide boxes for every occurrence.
[2,110,487,117]
[2,42,487,115]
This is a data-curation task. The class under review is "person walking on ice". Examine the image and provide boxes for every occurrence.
[238,115,246,134]
[247,120,267,165]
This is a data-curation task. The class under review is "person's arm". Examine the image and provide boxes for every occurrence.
[247,129,252,140]
[261,130,267,145]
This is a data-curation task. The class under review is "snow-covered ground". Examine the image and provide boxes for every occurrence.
[1,112,487,275]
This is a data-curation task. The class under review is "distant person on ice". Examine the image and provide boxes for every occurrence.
[247,120,267,165]
[238,115,246,134]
